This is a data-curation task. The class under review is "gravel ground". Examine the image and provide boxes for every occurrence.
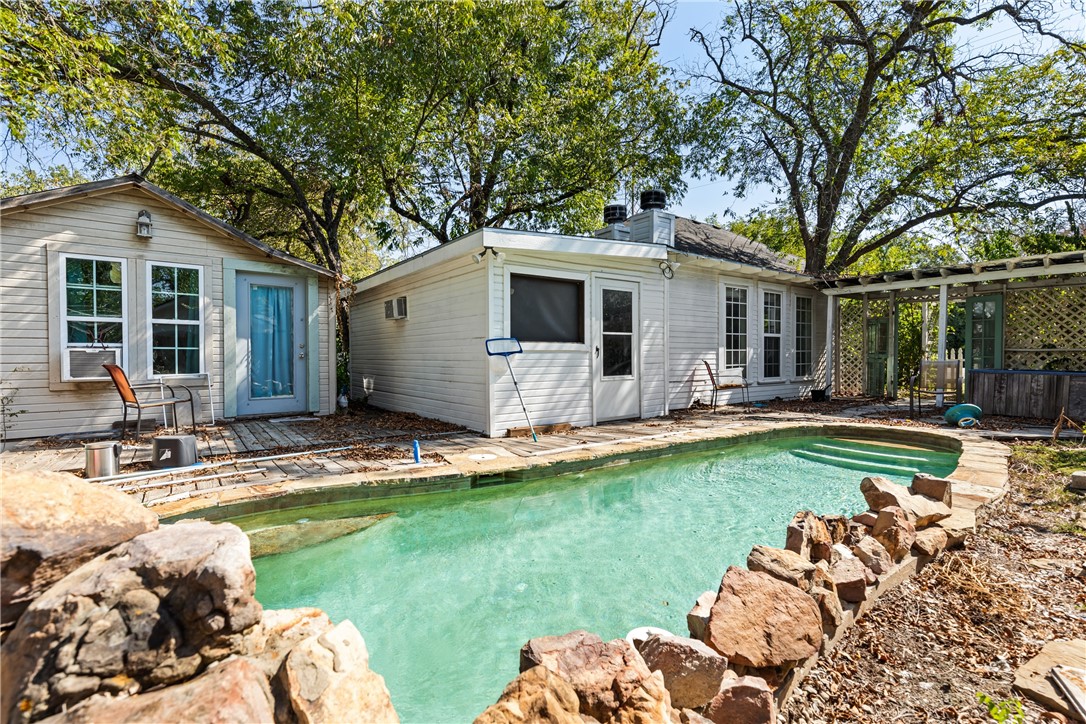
[780,442,1086,724]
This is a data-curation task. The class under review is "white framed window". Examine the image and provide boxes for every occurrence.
[722,285,749,376]
[794,295,813,378]
[148,263,204,376]
[507,270,586,345]
[60,253,127,380]
[762,289,784,380]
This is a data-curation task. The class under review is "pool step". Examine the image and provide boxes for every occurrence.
[808,442,929,465]
[790,449,921,476]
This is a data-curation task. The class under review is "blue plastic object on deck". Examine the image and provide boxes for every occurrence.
[412,440,421,463]
[957,417,978,428]
[945,403,982,426]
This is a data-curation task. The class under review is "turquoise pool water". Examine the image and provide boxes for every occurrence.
[250,436,958,723]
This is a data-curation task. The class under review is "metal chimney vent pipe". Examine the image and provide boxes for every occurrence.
[603,204,628,224]
[640,189,667,210]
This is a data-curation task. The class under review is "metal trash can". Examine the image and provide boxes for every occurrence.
[152,435,198,469]
[85,441,122,478]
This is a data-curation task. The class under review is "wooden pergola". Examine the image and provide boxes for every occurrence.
[819,250,1086,409]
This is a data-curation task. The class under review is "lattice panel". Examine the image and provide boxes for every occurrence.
[836,299,864,395]
[1005,284,1086,371]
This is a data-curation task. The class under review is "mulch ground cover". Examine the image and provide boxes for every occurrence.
[781,441,1086,723]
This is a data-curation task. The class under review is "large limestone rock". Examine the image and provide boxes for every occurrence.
[37,657,274,724]
[852,535,893,575]
[910,473,954,507]
[242,607,334,678]
[746,545,817,591]
[828,557,872,603]
[637,633,731,710]
[912,527,949,558]
[784,511,831,561]
[810,587,844,636]
[872,506,917,562]
[475,665,582,724]
[820,515,851,545]
[686,591,715,641]
[704,567,821,671]
[860,476,952,527]
[703,675,776,724]
[1,521,262,724]
[1,471,158,634]
[277,620,398,723]
[519,631,677,722]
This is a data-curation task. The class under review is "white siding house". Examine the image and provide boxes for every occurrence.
[0,175,338,440]
[350,204,827,438]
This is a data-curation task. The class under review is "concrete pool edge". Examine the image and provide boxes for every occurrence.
[152,421,1007,525]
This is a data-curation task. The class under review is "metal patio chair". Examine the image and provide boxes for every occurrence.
[908,359,964,417]
[102,364,195,440]
[702,360,751,411]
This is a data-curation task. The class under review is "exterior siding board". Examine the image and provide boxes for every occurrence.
[1,188,334,440]
[349,257,488,431]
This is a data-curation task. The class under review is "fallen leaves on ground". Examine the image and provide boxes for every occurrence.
[781,442,1086,724]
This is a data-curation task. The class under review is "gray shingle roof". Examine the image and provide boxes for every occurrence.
[673,217,801,272]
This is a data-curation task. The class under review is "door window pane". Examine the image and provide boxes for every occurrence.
[150,264,202,375]
[603,334,633,376]
[250,284,295,397]
[510,274,584,343]
[795,296,813,377]
[602,290,632,333]
[601,287,633,377]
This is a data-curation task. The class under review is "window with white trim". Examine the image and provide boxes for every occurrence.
[762,290,783,379]
[63,255,125,348]
[510,273,584,343]
[150,264,203,375]
[794,295,813,378]
[722,285,748,376]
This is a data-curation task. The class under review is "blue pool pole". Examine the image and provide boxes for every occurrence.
[413,440,421,463]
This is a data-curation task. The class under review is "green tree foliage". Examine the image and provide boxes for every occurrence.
[949,199,1086,260]
[0,165,89,196]
[3,0,685,276]
[366,1,685,243]
[688,1,1086,275]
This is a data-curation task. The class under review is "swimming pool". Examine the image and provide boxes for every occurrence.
[246,435,958,722]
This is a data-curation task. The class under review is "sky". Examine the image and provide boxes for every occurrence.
[4,2,1084,229]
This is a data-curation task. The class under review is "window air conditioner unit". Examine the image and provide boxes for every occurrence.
[64,347,121,381]
[384,296,408,320]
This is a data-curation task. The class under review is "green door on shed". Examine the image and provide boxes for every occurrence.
[965,294,1004,371]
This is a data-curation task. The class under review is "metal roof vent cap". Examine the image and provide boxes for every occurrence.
[604,204,628,224]
[640,189,667,210]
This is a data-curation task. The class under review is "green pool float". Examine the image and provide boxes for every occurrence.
[945,403,982,426]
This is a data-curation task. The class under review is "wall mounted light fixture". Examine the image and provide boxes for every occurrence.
[136,210,153,238]
[472,248,506,264]
[659,260,679,279]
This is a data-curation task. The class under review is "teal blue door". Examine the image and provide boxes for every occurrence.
[236,274,307,415]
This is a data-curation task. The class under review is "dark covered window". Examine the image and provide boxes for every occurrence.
[510,274,584,343]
